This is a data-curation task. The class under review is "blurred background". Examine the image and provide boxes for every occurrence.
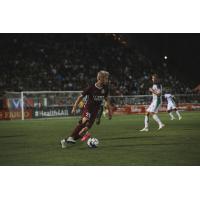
[0,33,199,95]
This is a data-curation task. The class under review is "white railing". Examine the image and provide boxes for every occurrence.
[3,92,200,120]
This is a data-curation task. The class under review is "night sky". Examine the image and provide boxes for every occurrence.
[129,33,200,87]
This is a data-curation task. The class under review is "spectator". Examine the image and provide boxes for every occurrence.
[0,34,192,95]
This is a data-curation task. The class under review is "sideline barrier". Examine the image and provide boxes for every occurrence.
[112,103,200,115]
[0,93,199,120]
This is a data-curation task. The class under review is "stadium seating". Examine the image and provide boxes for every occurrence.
[0,34,193,95]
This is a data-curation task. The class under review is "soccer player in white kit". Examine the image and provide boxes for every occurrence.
[140,74,165,132]
[164,93,182,120]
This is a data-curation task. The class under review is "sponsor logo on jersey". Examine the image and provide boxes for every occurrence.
[93,95,104,101]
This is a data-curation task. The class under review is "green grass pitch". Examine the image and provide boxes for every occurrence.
[0,112,200,165]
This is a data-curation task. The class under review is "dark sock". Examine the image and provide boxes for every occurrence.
[70,123,85,140]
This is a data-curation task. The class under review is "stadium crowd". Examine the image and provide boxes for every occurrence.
[0,34,193,95]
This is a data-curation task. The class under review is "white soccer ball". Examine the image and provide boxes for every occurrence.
[87,138,99,148]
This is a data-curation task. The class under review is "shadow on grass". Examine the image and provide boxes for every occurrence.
[101,135,166,141]
[101,142,200,149]
[78,141,200,150]
[0,134,26,138]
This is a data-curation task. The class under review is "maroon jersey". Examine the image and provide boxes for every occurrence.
[81,84,108,111]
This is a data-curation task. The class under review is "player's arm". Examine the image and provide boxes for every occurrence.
[71,86,91,114]
[104,96,112,119]
[149,88,161,96]
[71,95,84,114]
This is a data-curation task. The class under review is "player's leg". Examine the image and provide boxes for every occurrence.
[152,113,165,130]
[140,112,150,132]
[80,109,99,141]
[60,108,91,148]
[167,104,175,120]
[72,117,89,139]
[78,117,90,139]
[173,108,182,120]
[73,108,92,138]
[168,109,175,120]
[145,112,150,130]
[61,117,91,148]
[71,108,99,142]
[60,118,86,148]
[151,101,165,130]
[140,102,154,131]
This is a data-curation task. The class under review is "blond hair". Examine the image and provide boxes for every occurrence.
[97,70,109,80]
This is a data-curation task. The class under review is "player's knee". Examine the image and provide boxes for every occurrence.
[81,117,91,129]
[145,112,150,116]
[82,117,88,124]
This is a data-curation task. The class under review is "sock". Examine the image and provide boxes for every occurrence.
[70,123,85,140]
[169,112,175,119]
[79,127,89,136]
[176,110,181,118]
[152,114,162,126]
[144,115,149,128]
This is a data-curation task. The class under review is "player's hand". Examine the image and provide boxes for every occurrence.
[71,107,77,115]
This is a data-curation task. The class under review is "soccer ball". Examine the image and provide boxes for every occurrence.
[87,138,99,148]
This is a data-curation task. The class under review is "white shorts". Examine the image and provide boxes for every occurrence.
[167,102,176,110]
[146,100,161,113]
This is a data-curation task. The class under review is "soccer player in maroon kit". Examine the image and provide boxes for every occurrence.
[61,70,112,148]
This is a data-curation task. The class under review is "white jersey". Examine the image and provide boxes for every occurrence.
[146,83,162,113]
[152,84,162,102]
[164,93,176,110]
[164,94,175,104]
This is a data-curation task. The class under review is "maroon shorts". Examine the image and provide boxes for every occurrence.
[82,105,99,128]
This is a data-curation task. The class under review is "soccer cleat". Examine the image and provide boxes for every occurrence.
[178,116,182,120]
[171,117,175,120]
[66,137,76,144]
[61,137,76,148]
[60,139,67,148]
[140,127,149,132]
[158,124,165,130]
[81,132,91,142]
